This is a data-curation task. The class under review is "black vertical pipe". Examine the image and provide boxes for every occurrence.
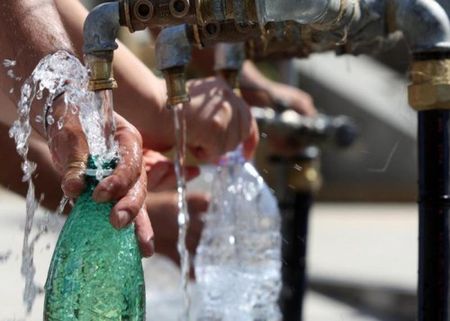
[279,191,313,321]
[418,110,450,321]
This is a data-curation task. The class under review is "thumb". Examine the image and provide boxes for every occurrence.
[61,159,86,199]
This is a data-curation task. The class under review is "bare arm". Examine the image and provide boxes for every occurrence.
[55,0,173,151]
[0,1,73,134]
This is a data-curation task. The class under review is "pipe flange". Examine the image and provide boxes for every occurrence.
[133,0,154,22]
[169,0,190,18]
[122,0,135,32]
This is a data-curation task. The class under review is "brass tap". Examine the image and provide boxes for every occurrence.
[408,58,450,111]
[163,67,190,106]
[85,53,118,92]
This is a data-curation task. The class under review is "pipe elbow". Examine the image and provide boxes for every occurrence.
[83,2,121,55]
[394,0,450,51]
[155,24,192,71]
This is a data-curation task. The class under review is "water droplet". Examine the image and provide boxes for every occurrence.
[3,59,16,68]
[46,115,54,125]
[7,69,15,79]
[36,90,43,100]
[57,118,64,130]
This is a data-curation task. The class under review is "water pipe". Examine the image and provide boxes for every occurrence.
[155,24,193,106]
[83,1,121,91]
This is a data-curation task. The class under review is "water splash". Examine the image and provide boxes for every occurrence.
[171,103,191,321]
[8,50,118,312]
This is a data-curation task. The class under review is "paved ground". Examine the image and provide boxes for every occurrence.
[0,188,417,321]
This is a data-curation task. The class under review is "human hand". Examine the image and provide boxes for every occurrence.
[241,81,317,117]
[143,149,200,192]
[46,100,154,257]
[146,191,209,268]
[185,77,257,162]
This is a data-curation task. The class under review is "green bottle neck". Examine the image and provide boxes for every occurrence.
[85,154,118,189]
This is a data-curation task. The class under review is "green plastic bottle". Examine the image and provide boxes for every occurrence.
[44,156,145,321]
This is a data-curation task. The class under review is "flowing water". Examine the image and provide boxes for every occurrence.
[8,50,117,313]
[171,103,191,321]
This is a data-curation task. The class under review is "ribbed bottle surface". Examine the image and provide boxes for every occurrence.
[44,157,145,321]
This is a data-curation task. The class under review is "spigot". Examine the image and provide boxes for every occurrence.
[155,24,193,106]
[83,2,121,91]
[214,42,246,91]
[85,52,117,92]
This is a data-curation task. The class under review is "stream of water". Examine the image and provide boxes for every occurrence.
[8,50,117,313]
[172,103,192,321]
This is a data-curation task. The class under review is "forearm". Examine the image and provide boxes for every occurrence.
[0,1,73,135]
[55,0,174,150]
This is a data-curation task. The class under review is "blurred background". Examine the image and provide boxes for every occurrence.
[1,0,450,320]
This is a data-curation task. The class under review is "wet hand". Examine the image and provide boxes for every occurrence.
[186,77,255,162]
[142,149,200,192]
[146,191,209,270]
[47,104,154,257]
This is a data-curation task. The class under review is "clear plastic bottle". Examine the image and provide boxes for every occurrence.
[195,149,282,321]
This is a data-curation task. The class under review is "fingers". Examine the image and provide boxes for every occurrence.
[291,91,317,116]
[242,118,260,160]
[48,123,89,199]
[110,163,147,229]
[147,162,200,192]
[134,206,155,258]
[143,149,200,191]
[186,77,254,163]
[93,116,143,203]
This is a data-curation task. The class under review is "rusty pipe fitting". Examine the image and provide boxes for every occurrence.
[409,56,450,111]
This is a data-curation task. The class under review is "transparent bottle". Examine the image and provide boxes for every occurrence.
[195,149,282,321]
[44,156,145,321]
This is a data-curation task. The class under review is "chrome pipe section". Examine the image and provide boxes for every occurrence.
[256,0,360,30]
[393,0,450,51]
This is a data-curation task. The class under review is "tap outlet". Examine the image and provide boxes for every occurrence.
[85,54,118,91]
[163,67,190,106]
